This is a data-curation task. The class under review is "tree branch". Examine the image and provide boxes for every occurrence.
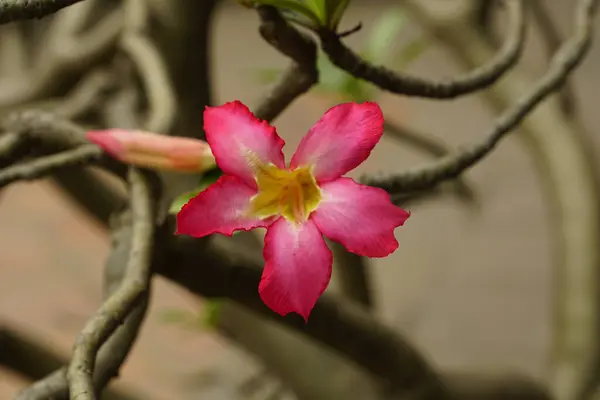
[161,233,452,399]
[0,325,142,400]
[330,241,373,308]
[529,0,578,115]
[0,145,102,188]
[383,121,476,204]
[120,0,176,134]
[0,6,122,108]
[0,110,125,177]
[0,0,87,25]
[120,33,176,134]
[318,0,524,98]
[401,1,600,398]
[365,0,597,194]
[66,168,156,400]
[253,5,317,122]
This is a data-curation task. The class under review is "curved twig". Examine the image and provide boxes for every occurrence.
[163,230,453,399]
[0,6,122,108]
[364,0,597,194]
[253,6,317,122]
[120,34,176,133]
[401,1,600,399]
[0,145,101,188]
[66,168,155,400]
[530,0,578,115]
[318,0,525,99]
[0,0,87,24]
[383,121,477,204]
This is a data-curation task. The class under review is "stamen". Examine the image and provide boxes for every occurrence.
[248,163,321,224]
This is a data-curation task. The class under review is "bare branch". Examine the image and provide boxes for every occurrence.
[161,233,452,399]
[529,0,578,115]
[0,325,142,400]
[318,0,524,98]
[383,121,476,204]
[0,145,101,188]
[0,6,122,108]
[253,5,317,122]
[0,110,126,177]
[330,241,373,308]
[120,34,176,133]
[66,168,155,400]
[0,72,126,226]
[0,23,28,74]
[52,69,116,119]
[365,0,598,194]
[15,212,153,400]
[3,110,91,149]
[0,0,87,25]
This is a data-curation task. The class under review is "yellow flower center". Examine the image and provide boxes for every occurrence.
[248,162,321,224]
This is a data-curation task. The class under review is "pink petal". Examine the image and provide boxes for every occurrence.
[176,175,271,237]
[204,101,285,187]
[311,178,410,257]
[87,129,127,156]
[259,218,333,321]
[87,129,216,173]
[290,102,384,182]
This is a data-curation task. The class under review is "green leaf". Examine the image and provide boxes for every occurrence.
[327,0,351,30]
[304,0,327,24]
[314,50,375,101]
[201,299,224,329]
[169,189,202,215]
[199,167,223,186]
[316,51,347,92]
[168,167,223,214]
[365,9,407,63]
[340,75,372,102]
[256,0,323,26]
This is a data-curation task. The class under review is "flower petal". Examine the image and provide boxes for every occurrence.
[87,129,216,173]
[176,175,270,237]
[259,218,332,321]
[311,178,410,257]
[204,101,285,187]
[290,102,384,182]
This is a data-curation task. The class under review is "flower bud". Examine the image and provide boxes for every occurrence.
[87,129,216,173]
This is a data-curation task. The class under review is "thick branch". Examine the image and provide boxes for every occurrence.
[120,0,176,134]
[0,7,122,108]
[15,210,154,400]
[401,1,600,398]
[0,0,86,24]
[365,0,597,194]
[383,121,476,204]
[120,33,176,134]
[330,241,373,308]
[0,110,126,177]
[253,5,317,122]
[161,234,451,399]
[529,0,578,115]
[0,145,101,188]
[66,168,155,400]
[318,0,524,98]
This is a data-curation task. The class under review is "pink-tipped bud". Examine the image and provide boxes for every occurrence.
[86,129,216,173]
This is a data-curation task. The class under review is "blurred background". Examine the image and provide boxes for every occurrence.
[1,0,599,399]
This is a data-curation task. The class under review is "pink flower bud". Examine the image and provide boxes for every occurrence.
[86,129,216,173]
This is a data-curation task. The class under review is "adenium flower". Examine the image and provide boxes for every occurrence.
[86,129,216,173]
[176,101,410,320]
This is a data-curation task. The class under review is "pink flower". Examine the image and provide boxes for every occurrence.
[176,101,410,320]
[86,129,216,173]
